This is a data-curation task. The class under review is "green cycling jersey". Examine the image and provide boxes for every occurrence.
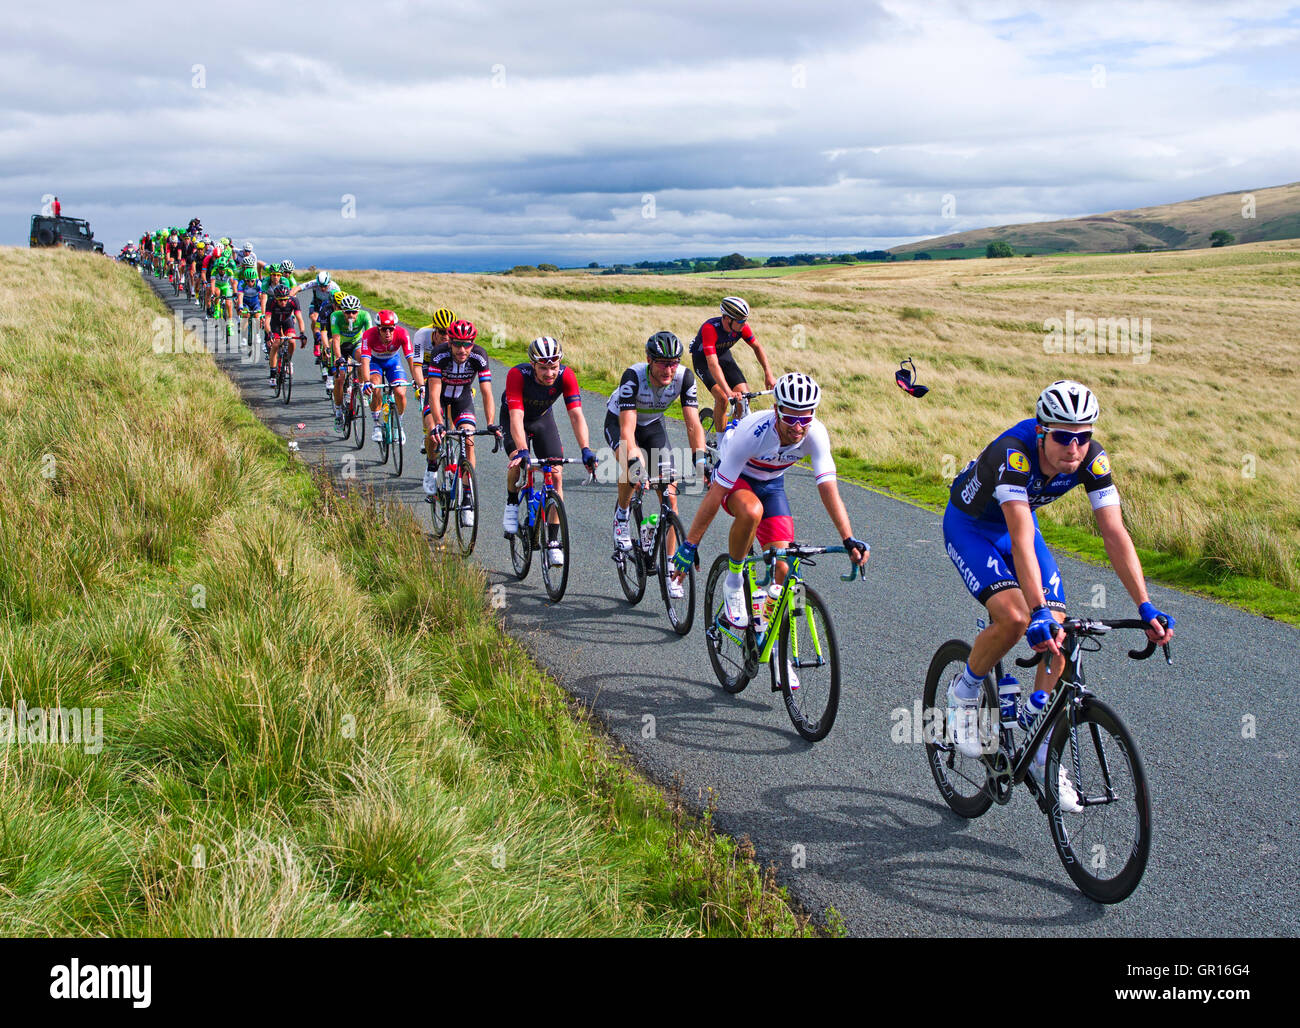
[329,309,373,349]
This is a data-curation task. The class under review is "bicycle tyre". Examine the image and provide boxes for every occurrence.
[272,345,283,397]
[703,552,755,694]
[350,380,366,451]
[540,492,570,603]
[281,343,293,404]
[377,398,391,465]
[508,500,532,580]
[430,441,451,538]
[1045,696,1152,904]
[656,509,694,636]
[616,497,647,605]
[390,399,403,476]
[922,639,995,819]
[777,582,840,742]
[453,461,479,556]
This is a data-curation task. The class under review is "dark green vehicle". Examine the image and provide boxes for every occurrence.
[29,214,104,253]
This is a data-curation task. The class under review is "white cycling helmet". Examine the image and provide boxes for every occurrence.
[316,271,331,286]
[719,296,749,321]
[1037,380,1099,425]
[279,258,295,274]
[528,336,562,362]
[774,372,821,411]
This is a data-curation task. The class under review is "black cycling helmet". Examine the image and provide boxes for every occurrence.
[272,284,292,299]
[645,330,683,361]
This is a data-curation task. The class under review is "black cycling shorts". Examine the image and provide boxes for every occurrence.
[500,392,563,460]
[603,412,673,471]
[692,348,747,393]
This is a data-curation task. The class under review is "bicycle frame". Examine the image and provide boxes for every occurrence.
[713,546,863,664]
[980,617,1171,808]
[628,471,681,565]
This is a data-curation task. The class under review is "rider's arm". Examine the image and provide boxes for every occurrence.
[559,368,592,452]
[504,366,528,452]
[680,370,707,456]
[619,408,641,467]
[1002,500,1047,610]
[479,363,496,428]
[1093,504,1173,643]
[745,333,777,390]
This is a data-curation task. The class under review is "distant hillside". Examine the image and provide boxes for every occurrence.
[891,181,1300,256]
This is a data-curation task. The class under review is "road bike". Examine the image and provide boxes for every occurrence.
[374,379,411,476]
[270,331,300,403]
[507,456,586,603]
[613,459,694,635]
[922,616,1171,903]
[334,359,366,446]
[429,425,500,556]
[704,543,864,741]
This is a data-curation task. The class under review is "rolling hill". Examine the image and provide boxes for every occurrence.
[890,180,1300,257]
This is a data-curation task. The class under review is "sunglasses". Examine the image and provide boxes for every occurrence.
[777,410,814,427]
[895,357,929,398]
[652,358,680,368]
[534,357,561,367]
[378,325,396,332]
[1048,428,1092,447]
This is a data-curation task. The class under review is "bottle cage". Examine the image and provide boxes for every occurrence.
[895,357,929,397]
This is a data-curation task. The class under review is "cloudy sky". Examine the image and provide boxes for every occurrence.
[4,0,1298,269]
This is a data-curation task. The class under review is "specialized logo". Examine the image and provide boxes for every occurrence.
[1007,449,1031,474]
[1090,453,1111,477]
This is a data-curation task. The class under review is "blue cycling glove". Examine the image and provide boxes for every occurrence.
[581,446,597,471]
[672,540,698,574]
[1025,606,1060,648]
[513,448,531,468]
[1138,601,1175,630]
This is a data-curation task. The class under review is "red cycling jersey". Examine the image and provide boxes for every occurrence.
[359,325,412,360]
[504,364,581,421]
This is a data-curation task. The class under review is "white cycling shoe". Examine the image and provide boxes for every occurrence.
[613,517,632,551]
[423,470,438,496]
[372,424,383,442]
[666,576,685,599]
[723,584,748,628]
[547,544,565,566]
[946,674,989,759]
[460,505,475,528]
[503,503,519,535]
[1056,766,1084,814]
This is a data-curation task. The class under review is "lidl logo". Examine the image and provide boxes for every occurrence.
[1090,453,1111,477]
[1007,450,1031,474]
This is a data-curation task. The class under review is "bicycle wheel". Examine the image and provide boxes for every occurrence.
[281,345,293,404]
[922,639,995,819]
[776,582,840,742]
[453,461,479,556]
[703,552,755,694]
[540,492,570,602]
[616,498,647,605]
[390,402,404,476]
[377,399,391,465]
[350,381,366,451]
[1045,696,1151,903]
[272,347,283,397]
[656,509,694,636]
[429,442,451,538]
[508,501,533,580]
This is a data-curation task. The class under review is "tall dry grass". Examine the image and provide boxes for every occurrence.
[344,241,1300,593]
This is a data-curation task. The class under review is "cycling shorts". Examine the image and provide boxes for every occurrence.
[367,352,408,385]
[692,348,746,394]
[720,474,793,547]
[437,388,477,429]
[942,504,1066,610]
[603,411,672,470]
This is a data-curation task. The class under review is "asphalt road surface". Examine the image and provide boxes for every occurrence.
[149,273,1298,936]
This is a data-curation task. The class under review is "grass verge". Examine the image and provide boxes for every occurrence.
[0,249,818,936]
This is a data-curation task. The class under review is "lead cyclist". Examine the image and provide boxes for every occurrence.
[941,380,1176,808]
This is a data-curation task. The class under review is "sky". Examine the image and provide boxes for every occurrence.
[3,0,1298,270]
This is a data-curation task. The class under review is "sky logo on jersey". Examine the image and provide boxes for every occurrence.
[1090,453,1111,477]
[1007,449,1031,474]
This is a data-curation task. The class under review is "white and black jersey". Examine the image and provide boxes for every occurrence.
[605,363,698,424]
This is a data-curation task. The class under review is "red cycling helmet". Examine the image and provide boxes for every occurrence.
[447,319,477,343]
[376,310,399,328]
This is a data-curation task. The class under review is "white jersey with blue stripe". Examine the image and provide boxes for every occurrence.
[713,410,836,490]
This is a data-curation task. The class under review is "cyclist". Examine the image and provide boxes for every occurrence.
[421,318,498,526]
[690,296,777,441]
[165,230,183,287]
[357,310,420,443]
[608,331,707,599]
[671,372,869,646]
[327,293,373,429]
[292,270,340,370]
[235,255,266,344]
[500,336,598,566]
[941,380,1176,805]
[264,284,306,386]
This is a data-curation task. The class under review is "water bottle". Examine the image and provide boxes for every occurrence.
[997,674,1020,725]
[751,587,768,634]
[1018,690,1048,731]
[640,511,659,551]
[762,582,783,622]
[526,492,539,527]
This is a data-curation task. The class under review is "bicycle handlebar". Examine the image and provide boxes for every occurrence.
[746,543,869,586]
[1014,616,1172,667]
